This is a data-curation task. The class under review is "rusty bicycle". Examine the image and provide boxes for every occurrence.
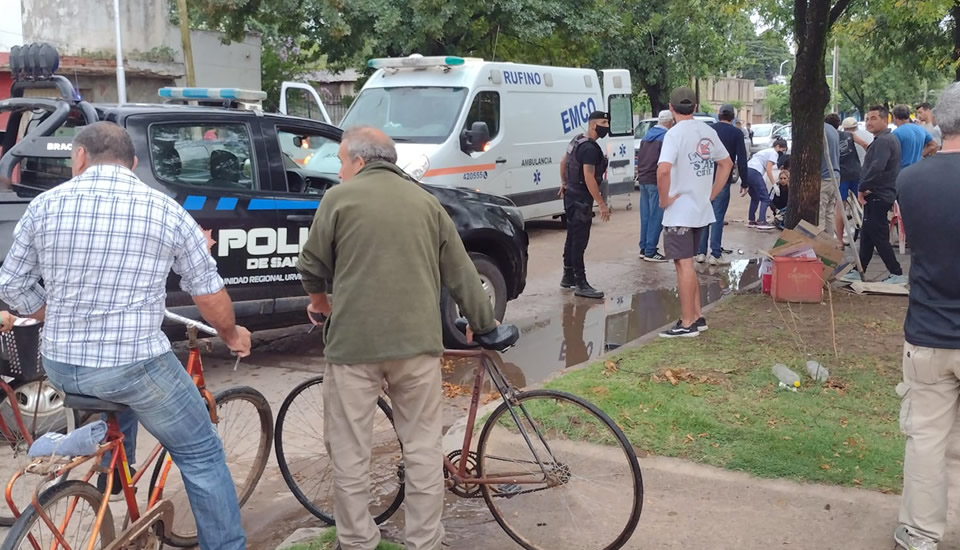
[274,321,644,550]
[1,311,273,550]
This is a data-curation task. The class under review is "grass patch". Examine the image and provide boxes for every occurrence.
[544,292,907,493]
[287,529,405,550]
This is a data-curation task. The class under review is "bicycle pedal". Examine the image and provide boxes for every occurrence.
[496,483,522,498]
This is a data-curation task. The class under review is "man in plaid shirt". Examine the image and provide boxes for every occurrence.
[0,122,251,550]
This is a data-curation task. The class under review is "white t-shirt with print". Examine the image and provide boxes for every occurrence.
[747,147,779,175]
[658,119,730,228]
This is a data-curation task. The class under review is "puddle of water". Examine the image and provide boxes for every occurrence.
[443,260,760,390]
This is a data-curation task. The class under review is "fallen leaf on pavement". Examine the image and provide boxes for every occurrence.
[442,382,470,398]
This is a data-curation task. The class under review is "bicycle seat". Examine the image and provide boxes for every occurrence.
[455,318,520,351]
[63,393,129,414]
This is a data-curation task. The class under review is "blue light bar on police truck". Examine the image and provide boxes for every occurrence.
[158,87,267,101]
[367,55,466,70]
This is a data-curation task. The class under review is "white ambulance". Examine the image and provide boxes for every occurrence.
[336,55,635,220]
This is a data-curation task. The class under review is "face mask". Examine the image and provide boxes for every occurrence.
[595,125,610,139]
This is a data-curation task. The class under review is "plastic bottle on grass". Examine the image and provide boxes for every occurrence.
[772,364,801,390]
[806,360,829,382]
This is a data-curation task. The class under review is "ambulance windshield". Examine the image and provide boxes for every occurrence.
[340,86,468,144]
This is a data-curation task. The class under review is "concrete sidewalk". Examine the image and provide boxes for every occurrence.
[433,453,959,550]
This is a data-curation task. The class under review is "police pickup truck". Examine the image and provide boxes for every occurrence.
[0,44,528,348]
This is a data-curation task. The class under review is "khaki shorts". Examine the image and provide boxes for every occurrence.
[663,226,706,260]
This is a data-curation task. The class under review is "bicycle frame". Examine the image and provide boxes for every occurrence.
[441,349,562,490]
[6,325,217,550]
[0,378,35,447]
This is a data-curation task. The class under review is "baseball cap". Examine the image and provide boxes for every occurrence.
[669,87,697,108]
[588,110,609,121]
[841,117,858,130]
[718,104,736,116]
[657,110,673,123]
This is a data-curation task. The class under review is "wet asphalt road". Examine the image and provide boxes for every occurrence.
[0,190,781,548]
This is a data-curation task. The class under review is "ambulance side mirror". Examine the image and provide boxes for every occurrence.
[460,122,490,154]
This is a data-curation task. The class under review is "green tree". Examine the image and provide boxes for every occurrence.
[738,29,793,85]
[764,84,792,122]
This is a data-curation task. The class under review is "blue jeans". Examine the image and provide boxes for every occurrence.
[746,168,771,223]
[698,183,732,257]
[43,352,245,550]
[638,185,665,256]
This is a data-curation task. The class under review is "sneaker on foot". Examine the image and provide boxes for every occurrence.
[840,271,862,283]
[660,321,700,339]
[643,252,668,263]
[695,317,708,331]
[747,221,758,228]
[638,250,646,259]
[708,254,731,266]
[695,254,706,263]
[894,525,938,550]
[755,221,776,230]
[883,274,908,285]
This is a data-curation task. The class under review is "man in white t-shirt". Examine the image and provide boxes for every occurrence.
[657,87,733,338]
[742,138,788,230]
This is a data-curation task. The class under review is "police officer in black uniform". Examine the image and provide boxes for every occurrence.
[559,110,610,299]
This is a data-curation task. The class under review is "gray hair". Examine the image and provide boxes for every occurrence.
[935,82,960,138]
[341,126,398,164]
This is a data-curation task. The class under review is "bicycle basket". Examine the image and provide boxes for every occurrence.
[0,321,43,382]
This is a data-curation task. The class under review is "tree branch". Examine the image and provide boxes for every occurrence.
[829,0,854,27]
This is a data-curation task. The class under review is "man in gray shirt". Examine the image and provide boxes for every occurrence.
[820,117,841,241]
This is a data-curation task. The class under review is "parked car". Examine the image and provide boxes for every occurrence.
[772,124,792,153]
[749,122,783,154]
[0,46,529,351]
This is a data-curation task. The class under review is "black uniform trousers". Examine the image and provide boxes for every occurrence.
[562,196,593,281]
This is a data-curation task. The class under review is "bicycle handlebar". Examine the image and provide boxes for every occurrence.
[163,310,217,337]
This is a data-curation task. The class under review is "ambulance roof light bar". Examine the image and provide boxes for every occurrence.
[158,87,267,101]
[367,55,467,70]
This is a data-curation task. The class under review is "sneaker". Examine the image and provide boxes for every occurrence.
[643,252,668,263]
[97,466,136,501]
[894,525,938,550]
[695,317,708,331]
[883,274,908,285]
[755,221,776,230]
[695,254,706,263]
[708,254,731,266]
[638,250,646,259]
[840,271,862,283]
[660,321,700,339]
[747,221,758,228]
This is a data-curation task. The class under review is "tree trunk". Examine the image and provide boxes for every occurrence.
[644,82,667,116]
[953,1,960,81]
[785,0,835,228]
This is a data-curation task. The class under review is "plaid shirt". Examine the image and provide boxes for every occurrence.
[0,164,224,368]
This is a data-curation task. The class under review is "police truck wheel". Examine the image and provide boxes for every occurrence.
[441,254,507,349]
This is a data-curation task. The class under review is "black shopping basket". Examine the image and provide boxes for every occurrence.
[0,322,43,382]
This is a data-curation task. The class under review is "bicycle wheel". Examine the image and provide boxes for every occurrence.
[148,386,273,547]
[275,376,404,525]
[0,480,115,550]
[476,390,643,550]
[0,379,79,527]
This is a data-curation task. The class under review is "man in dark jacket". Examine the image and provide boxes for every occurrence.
[697,104,749,265]
[636,110,673,262]
[842,105,905,284]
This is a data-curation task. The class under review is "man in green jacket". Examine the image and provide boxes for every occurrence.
[297,126,497,550]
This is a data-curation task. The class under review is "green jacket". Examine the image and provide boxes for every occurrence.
[297,161,497,365]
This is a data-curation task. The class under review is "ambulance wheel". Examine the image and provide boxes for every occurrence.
[441,254,507,349]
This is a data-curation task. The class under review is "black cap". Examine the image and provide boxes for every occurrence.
[718,104,736,116]
[669,87,697,107]
[588,110,608,121]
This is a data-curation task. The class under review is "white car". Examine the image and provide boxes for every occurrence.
[749,123,783,154]
[772,124,791,153]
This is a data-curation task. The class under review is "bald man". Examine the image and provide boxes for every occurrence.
[297,126,497,550]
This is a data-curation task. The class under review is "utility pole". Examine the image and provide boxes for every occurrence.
[113,0,127,103]
[177,0,197,86]
[832,40,839,113]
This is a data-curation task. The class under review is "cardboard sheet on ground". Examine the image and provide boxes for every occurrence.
[769,221,844,282]
[849,282,909,296]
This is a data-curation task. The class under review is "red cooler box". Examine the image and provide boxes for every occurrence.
[771,256,823,303]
